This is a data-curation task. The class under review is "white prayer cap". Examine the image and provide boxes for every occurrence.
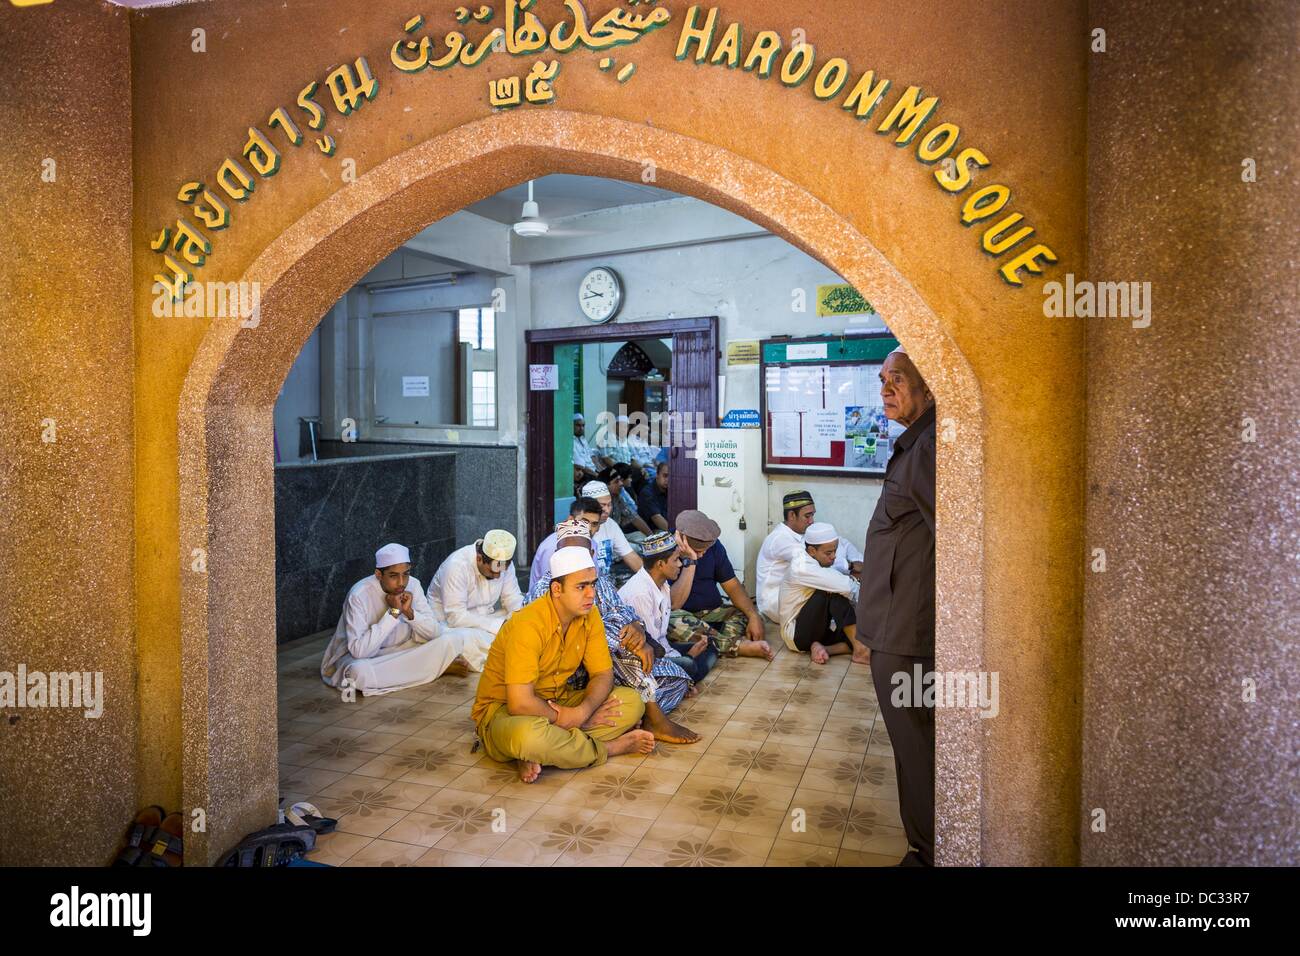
[888,345,908,357]
[580,480,611,500]
[549,545,595,580]
[375,542,411,568]
[573,413,585,422]
[804,522,838,546]
[481,529,516,562]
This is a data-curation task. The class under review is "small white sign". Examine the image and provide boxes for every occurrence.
[787,342,828,361]
[402,376,430,397]
[529,364,559,390]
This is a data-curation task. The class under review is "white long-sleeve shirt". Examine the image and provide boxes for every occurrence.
[618,567,673,655]
[756,523,803,621]
[427,544,524,634]
[757,523,864,621]
[321,574,442,686]
[777,550,860,651]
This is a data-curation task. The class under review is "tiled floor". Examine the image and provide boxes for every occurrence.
[277,621,906,867]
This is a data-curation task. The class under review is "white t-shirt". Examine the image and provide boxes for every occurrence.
[592,519,633,576]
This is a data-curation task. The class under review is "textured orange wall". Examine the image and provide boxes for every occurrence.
[128,0,1087,865]
[0,0,138,865]
[3,0,1091,864]
[1084,0,1300,865]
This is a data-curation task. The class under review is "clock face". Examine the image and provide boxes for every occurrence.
[579,267,622,323]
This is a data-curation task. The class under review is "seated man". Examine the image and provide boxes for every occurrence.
[530,518,699,744]
[619,531,719,683]
[778,522,869,665]
[597,414,649,471]
[599,465,653,539]
[667,510,774,660]
[756,490,864,623]
[637,460,671,532]
[581,480,644,584]
[529,496,602,593]
[472,546,656,783]
[571,413,602,486]
[321,543,470,697]
[426,529,524,672]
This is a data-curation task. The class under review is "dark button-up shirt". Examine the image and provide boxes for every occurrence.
[856,404,936,657]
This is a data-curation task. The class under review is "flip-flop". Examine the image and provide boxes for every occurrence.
[284,801,337,835]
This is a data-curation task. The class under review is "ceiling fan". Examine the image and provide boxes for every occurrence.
[511,179,600,239]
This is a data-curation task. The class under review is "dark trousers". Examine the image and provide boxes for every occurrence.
[668,640,719,682]
[869,649,935,866]
[792,590,856,652]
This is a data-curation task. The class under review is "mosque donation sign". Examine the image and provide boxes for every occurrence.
[149,1,1059,307]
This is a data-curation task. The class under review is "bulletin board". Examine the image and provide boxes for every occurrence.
[760,332,900,478]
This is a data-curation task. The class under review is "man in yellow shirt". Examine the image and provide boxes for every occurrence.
[472,546,655,783]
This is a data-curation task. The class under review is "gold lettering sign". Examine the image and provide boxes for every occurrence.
[148,2,1058,304]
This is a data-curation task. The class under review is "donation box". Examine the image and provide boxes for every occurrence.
[695,429,767,586]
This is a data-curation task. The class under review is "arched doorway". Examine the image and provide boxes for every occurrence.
[177,109,985,865]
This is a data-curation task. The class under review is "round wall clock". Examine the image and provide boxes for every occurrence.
[578,266,623,323]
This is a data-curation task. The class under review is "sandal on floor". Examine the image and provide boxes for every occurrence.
[143,812,184,867]
[217,823,316,867]
[112,805,166,867]
[284,801,337,835]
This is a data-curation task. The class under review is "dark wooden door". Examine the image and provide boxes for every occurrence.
[525,338,555,557]
[667,320,719,525]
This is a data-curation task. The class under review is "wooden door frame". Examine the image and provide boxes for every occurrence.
[524,316,719,557]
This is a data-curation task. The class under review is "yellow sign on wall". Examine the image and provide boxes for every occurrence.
[726,340,760,365]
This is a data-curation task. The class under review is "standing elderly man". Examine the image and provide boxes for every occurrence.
[857,345,937,867]
[321,543,471,696]
[426,530,525,672]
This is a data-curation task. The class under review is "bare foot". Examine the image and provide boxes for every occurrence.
[641,706,701,744]
[606,729,656,756]
[516,759,542,783]
[685,684,701,698]
[442,656,471,679]
[810,642,830,665]
[851,644,871,665]
[738,639,775,661]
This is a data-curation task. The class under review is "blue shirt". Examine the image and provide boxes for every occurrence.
[682,541,736,613]
[638,482,668,524]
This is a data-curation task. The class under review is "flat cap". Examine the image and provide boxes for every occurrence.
[675,510,720,542]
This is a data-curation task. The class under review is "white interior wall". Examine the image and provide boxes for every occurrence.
[274,202,891,558]
[526,234,888,551]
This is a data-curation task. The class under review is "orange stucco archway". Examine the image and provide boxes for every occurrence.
[177,109,986,865]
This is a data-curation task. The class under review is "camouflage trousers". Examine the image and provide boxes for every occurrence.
[668,605,748,657]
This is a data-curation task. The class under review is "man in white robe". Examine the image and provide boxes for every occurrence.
[427,529,525,671]
[571,413,602,485]
[778,523,868,665]
[321,543,470,697]
[756,490,863,622]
